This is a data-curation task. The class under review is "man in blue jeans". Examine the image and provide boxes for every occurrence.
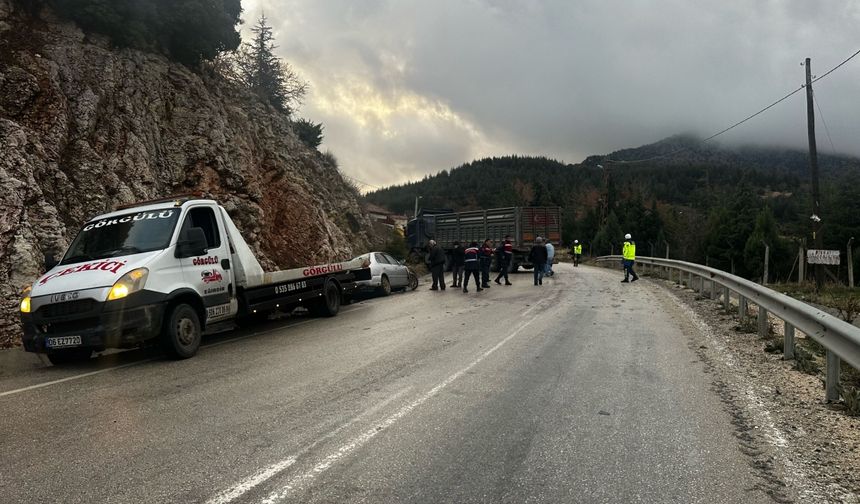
[528,237,548,286]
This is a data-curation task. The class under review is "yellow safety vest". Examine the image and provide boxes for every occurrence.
[622,241,636,260]
[573,244,582,254]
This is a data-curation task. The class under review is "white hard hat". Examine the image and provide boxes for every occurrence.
[574,240,579,244]
[624,233,631,240]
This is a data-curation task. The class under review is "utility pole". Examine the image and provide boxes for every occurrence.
[805,58,824,289]
[413,195,422,220]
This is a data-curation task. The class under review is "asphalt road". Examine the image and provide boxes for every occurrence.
[0,264,778,503]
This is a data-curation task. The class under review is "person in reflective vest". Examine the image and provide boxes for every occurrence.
[463,241,483,293]
[621,233,639,283]
[572,240,582,267]
[494,235,513,285]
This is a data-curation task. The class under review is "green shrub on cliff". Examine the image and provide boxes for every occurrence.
[32,0,242,66]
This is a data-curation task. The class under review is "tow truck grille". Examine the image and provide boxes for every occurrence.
[38,299,96,319]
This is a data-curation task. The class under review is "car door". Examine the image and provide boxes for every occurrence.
[384,253,407,287]
[177,205,235,323]
[373,253,392,286]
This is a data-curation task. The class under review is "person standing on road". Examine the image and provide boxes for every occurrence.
[480,239,493,289]
[621,233,639,283]
[544,240,555,277]
[528,237,548,286]
[428,240,447,291]
[494,235,513,285]
[450,241,465,288]
[463,241,483,293]
[572,240,582,267]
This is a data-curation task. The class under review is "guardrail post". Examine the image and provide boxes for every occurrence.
[710,279,716,299]
[783,322,795,359]
[826,350,841,402]
[757,306,769,337]
[738,295,747,322]
[722,286,731,312]
[688,271,694,289]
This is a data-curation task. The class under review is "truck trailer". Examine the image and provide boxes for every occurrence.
[19,196,370,364]
[432,206,562,271]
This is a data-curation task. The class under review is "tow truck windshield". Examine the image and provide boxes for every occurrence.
[60,209,180,265]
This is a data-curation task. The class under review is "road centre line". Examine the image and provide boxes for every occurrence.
[205,388,410,504]
[245,303,542,504]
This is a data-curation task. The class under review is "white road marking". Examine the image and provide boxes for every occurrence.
[0,305,369,399]
[252,303,541,504]
[205,388,410,504]
[0,359,155,398]
[206,458,298,504]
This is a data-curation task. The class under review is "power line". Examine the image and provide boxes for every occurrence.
[342,173,381,190]
[813,89,837,154]
[605,48,860,165]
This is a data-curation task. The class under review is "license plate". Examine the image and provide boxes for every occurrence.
[46,336,82,348]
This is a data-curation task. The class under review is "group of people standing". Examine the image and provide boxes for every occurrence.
[427,233,639,290]
[428,236,515,293]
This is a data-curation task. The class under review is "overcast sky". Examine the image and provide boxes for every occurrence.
[241,0,860,190]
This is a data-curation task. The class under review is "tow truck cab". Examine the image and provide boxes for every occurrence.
[20,197,369,364]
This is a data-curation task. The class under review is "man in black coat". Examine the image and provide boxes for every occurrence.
[450,241,465,288]
[427,240,446,291]
[528,237,548,286]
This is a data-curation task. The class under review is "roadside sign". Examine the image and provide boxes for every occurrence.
[807,249,841,265]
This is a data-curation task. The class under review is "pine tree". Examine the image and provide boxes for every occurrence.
[235,15,307,114]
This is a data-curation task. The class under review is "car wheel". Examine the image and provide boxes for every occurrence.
[47,348,93,366]
[162,303,202,359]
[407,270,419,291]
[378,275,392,296]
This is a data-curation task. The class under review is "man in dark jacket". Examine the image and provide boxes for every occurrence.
[462,241,482,293]
[494,235,513,285]
[528,237,548,286]
[480,239,493,289]
[450,241,465,288]
[427,240,446,291]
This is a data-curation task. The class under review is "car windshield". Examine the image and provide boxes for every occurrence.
[60,209,180,265]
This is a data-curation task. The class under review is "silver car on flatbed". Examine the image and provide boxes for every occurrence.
[353,252,418,295]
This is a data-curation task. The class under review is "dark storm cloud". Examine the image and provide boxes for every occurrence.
[244,0,860,188]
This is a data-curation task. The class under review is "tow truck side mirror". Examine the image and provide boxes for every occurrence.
[175,227,208,258]
[44,253,58,271]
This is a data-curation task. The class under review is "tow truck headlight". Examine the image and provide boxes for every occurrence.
[20,286,31,313]
[107,268,149,301]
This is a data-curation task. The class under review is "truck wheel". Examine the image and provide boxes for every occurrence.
[378,275,392,296]
[309,279,341,317]
[162,303,202,359]
[407,270,418,291]
[47,348,92,366]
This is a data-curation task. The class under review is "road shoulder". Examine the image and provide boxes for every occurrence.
[651,277,860,503]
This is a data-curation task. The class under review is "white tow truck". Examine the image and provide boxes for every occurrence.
[19,196,371,364]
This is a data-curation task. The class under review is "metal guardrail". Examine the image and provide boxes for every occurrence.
[596,255,860,402]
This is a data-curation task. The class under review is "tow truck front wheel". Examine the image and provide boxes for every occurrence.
[162,303,202,359]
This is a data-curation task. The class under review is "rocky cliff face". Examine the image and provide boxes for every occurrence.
[0,1,374,346]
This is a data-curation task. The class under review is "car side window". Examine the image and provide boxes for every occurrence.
[180,207,221,249]
[384,254,400,265]
[374,253,389,265]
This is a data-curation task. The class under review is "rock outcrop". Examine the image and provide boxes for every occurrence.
[0,0,374,346]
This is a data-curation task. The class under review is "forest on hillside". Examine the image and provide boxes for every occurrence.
[367,139,860,284]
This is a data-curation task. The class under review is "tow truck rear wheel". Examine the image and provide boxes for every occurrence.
[162,303,202,359]
[47,348,92,366]
[309,279,341,317]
